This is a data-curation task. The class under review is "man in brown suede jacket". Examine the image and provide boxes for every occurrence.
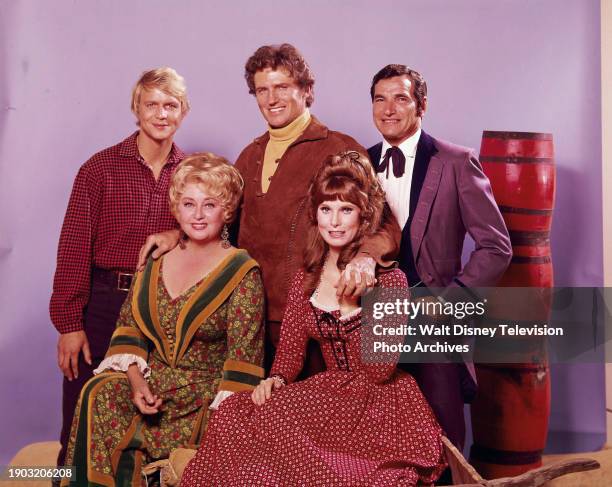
[236,44,398,372]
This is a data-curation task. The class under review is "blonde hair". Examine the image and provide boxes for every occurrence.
[169,153,243,223]
[131,67,190,116]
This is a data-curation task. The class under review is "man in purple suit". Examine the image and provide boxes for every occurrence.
[367,64,512,451]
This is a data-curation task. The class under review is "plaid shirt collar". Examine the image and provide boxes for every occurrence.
[119,131,185,167]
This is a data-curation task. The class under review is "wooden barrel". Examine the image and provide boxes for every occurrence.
[479,131,555,287]
[470,363,551,478]
[470,131,555,479]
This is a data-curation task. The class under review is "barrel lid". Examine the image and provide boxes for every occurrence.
[482,131,553,140]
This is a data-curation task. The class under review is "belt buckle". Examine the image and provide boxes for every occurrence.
[117,272,133,292]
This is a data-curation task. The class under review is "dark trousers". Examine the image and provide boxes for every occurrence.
[264,320,326,379]
[399,362,471,451]
[56,278,128,467]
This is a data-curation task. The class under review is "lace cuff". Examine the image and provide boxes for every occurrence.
[209,390,234,410]
[269,374,287,388]
[93,354,150,378]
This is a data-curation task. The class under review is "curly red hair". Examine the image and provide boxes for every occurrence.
[302,151,385,295]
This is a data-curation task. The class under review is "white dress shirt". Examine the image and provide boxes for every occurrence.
[376,128,421,229]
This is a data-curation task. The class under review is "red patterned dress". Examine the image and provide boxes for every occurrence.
[181,269,446,487]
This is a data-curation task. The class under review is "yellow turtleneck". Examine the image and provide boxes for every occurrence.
[261,109,311,193]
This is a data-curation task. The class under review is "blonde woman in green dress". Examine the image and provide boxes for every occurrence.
[63,153,265,487]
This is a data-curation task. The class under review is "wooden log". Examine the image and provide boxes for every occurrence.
[485,458,600,486]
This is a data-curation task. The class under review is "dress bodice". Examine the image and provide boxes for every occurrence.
[270,269,408,384]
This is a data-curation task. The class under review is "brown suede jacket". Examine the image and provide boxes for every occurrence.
[235,116,400,323]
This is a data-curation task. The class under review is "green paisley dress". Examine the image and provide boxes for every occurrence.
[63,249,264,486]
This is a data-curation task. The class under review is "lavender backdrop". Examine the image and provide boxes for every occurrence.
[0,0,604,463]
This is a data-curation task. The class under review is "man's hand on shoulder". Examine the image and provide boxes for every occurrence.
[137,229,181,270]
[335,255,377,299]
[57,330,91,381]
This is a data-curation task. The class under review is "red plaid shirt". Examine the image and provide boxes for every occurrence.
[50,132,184,334]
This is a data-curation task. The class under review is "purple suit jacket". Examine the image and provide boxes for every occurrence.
[369,131,511,290]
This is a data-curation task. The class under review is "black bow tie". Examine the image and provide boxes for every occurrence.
[377,146,406,178]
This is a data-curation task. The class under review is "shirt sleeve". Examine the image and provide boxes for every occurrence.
[360,270,408,384]
[103,276,150,363]
[269,272,310,384]
[94,353,150,378]
[451,150,512,287]
[359,203,401,268]
[215,267,265,396]
[50,162,103,334]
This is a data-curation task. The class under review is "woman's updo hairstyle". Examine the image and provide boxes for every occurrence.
[303,150,386,294]
[169,152,244,224]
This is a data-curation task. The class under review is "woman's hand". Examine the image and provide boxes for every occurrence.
[251,377,284,406]
[126,364,162,415]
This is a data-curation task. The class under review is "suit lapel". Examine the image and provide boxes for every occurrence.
[367,143,383,171]
[410,131,443,261]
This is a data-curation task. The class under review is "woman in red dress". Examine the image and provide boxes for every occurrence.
[181,151,446,486]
